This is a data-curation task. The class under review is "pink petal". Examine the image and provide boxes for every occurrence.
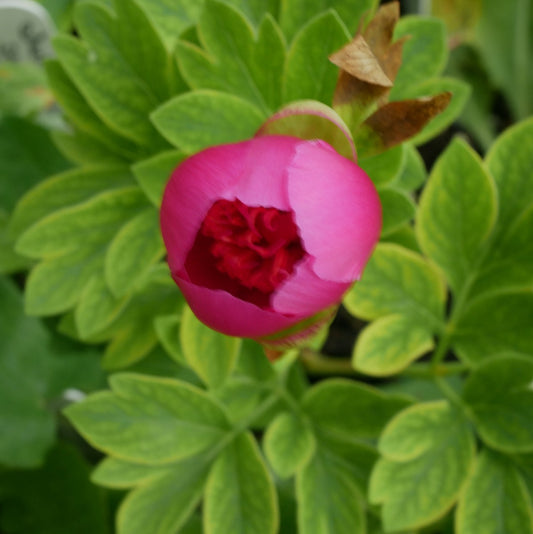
[160,142,249,273]
[272,256,350,315]
[288,140,381,282]
[222,135,299,210]
[174,274,300,338]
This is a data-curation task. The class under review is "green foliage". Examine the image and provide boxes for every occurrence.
[0,276,55,467]
[343,243,446,329]
[152,90,266,152]
[65,373,230,463]
[283,11,350,104]
[456,449,533,534]
[370,401,475,531]
[180,306,241,388]
[417,137,497,294]
[353,314,434,376]
[204,432,278,534]
[4,1,533,533]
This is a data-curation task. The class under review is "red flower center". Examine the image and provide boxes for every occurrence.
[200,199,305,294]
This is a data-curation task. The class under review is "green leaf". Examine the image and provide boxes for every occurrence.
[283,11,350,104]
[45,60,139,160]
[303,378,411,440]
[52,129,129,166]
[100,270,180,369]
[263,411,316,478]
[204,432,278,534]
[177,1,285,112]
[297,447,366,534]
[354,314,434,377]
[154,313,184,364]
[452,290,533,364]
[378,187,416,237]
[486,116,533,234]
[0,117,69,213]
[117,456,209,534]
[75,273,129,339]
[23,246,105,316]
[105,208,164,297]
[391,16,447,97]
[472,204,533,295]
[16,186,147,259]
[370,401,475,531]
[0,276,55,467]
[462,355,533,453]
[456,449,533,534]
[64,373,230,464]
[133,0,204,47]
[358,145,406,188]
[180,306,241,389]
[222,0,279,27]
[9,165,134,238]
[53,0,170,146]
[0,442,109,534]
[343,243,446,330]
[416,137,497,293]
[0,211,31,274]
[279,0,376,41]
[391,143,427,192]
[133,150,184,207]
[151,90,265,153]
[92,457,172,489]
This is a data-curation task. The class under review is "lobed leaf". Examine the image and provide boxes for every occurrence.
[64,373,230,464]
[133,150,185,207]
[151,90,265,153]
[263,411,316,478]
[204,432,278,534]
[297,447,366,534]
[452,290,533,364]
[283,11,350,105]
[354,314,434,377]
[105,208,165,297]
[370,401,475,531]
[16,186,147,259]
[343,243,446,331]
[9,165,134,239]
[117,456,209,534]
[180,306,241,389]
[176,1,284,113]
[456,450,533,534]
[390,16,447,97]
[302,378,411,440]
[378,187,416,237]
[462,355,533,453]
[279,0,376,41]
[416,137,497,294]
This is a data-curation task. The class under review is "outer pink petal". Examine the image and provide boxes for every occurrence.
[222,135,300,210]
[160,142,249,273]
[288,140,382,282]
[271,256,350,315]
[175,275,300,338]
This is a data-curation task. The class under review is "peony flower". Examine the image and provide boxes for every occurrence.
[160,135,381,340]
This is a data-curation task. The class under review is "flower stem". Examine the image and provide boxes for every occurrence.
[299,348,356,376]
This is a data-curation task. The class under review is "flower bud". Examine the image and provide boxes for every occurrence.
[160,135,381,340]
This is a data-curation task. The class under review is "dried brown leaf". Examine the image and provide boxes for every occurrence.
[330,35,392,87]
[359,92,452,154]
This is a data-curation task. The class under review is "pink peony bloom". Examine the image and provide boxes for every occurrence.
[160,135,381,339]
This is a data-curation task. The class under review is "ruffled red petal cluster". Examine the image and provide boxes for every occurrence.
[201,199,305,294]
